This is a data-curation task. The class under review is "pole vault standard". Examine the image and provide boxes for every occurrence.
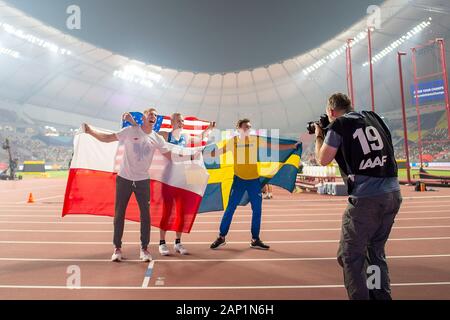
[411,47,424,167]
[397,52,412,184]
[411,38,450,167]
[437,39,450,140]
[346,38,355,107]
[368,28,375,112]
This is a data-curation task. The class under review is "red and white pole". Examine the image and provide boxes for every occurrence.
[412,48,424,167]
[437,38,450,140]
[368,28,375,112]
[346,38,355,107]
[398,52,412,184]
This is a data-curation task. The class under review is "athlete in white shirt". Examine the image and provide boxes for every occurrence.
[83,108,169,263]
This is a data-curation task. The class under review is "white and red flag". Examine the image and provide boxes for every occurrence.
[62,116,210,233]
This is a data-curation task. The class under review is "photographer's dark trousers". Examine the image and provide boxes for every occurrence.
[337,191,402,300]
[113,176,151,249]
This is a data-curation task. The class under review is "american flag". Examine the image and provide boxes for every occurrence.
[115,113,212,172]
[153,115,211,147]
[123,113,211,147]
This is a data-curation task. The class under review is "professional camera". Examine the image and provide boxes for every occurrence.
[307,114,330,135]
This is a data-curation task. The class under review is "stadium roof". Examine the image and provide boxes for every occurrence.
[0,0,449,133]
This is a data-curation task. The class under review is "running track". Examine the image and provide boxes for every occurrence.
[0,178,449,300]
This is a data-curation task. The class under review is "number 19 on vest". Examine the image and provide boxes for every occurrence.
[353,126,387,170]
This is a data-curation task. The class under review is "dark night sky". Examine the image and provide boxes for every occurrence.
[6,0,384,72]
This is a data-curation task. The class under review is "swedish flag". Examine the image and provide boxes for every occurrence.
[198,136,302,213]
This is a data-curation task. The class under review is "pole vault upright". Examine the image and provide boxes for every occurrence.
[411,47,424,167]
[437,39,450,140]
[397,52,412,184]
[346,38,355,107]
[368,28,375,112]
[412,38,450,167]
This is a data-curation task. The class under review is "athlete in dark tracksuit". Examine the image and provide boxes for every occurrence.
[315,93,402,300]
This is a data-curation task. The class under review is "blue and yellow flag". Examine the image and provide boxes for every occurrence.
[198,135,302,213]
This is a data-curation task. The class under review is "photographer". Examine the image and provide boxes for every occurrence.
[314,93,402,300]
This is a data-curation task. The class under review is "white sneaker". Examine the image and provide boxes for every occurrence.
[140,248,152,262]
[111,248,122,262]
[174,243,188,255]
[159,243,170,256]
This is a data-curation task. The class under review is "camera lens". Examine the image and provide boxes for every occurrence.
[307,122,316,135]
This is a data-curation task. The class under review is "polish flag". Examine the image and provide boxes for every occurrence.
[62,129,209,234]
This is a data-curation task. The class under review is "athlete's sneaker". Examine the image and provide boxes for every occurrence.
[140,248,152,262]
[268,193,273,199]
[210,237,226,249]
[111,248,122,262]
[263,193,269,199]
[250,239,270,250]
[174,243,188,255]
[159,243,170,256]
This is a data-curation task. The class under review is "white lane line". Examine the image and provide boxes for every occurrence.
[1,216,450,225]
[0,282,450,290]
[3,209,450,218]
[0,284,347,290]
[235,196,450,203]
[0,184,66,194]
[400,195,450,200]
[232,205,450,210]
[15,195,64,204]
[1,237,450,245]
[391,282,450,287]
[3,195,448,206]
[0,209,63,212]
[201,210,450,219]
[2,225,450,234]
[195,217,450,223]
[319,195,450,200]
[2,198,450,209]
[0,205,63,208]
[1,254,450,263]
[221,196,450,202]
[0,207,63,210]
[0,215,63,218]
[238,204,450,209]
[141,261,155,288]
[2,206,449,216]
[2,200,450,210]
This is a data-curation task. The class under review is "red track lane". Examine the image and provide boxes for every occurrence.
[0,179,450,300]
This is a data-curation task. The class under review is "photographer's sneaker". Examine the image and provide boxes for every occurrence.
[140,248,152,262]
[111,248,122,262]
[250,239,270,250]
[174,243,188,255]
[159,243,170,256]
[210,237,226,249]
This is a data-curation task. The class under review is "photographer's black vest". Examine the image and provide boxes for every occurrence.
[330,111,398,194]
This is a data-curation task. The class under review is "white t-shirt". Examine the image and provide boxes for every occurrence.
[115,126,168,181]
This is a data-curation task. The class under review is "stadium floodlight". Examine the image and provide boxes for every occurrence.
[0,45,20,59]
[362,18,432,67]
[0,22,72,56]
[302,16,432,75]
[302,30,368,76]
[113,65,162,88]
